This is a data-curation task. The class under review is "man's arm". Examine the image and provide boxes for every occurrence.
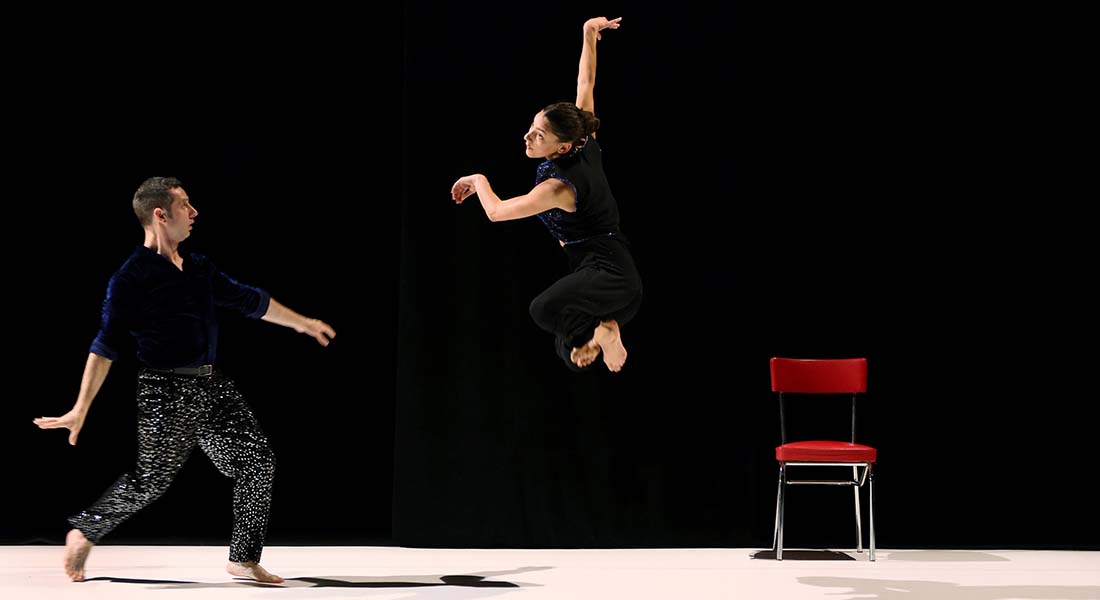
[261,298,336,346]
[34,353,113,446]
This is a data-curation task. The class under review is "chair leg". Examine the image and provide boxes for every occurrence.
[774,464,786,560]
[853,465,863,553]
[772,476,780,552]
[868,465,876,562]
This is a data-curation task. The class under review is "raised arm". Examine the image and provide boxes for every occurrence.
[576,16,621,118]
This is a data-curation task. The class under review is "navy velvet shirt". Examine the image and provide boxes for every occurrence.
[90,245,271,369]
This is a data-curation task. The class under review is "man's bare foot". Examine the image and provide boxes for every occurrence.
[593,320,628,372]
[227,561,285,584]
[570,339,601,368]
[64,528,93,582]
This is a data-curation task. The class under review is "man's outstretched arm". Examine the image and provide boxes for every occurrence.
[261,298,336,346]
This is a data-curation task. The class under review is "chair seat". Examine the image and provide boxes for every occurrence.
[776,440,877,462]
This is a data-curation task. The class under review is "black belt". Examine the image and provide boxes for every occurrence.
[143,364,214,376]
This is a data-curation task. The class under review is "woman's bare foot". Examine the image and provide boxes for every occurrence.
[227,561,285,584]
[593,320,628,372]
[570,338,601,368]
[64,528,93,582]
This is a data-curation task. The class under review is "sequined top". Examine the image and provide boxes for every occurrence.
[534,136,623,245]
[90,245,270,369]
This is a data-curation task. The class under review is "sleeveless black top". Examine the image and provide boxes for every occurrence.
[534,137,623,245]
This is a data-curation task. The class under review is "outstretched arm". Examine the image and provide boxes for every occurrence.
[452,174,575,222]
[261,298,336,346]
[34,353,113,446]
[576,16,621,118]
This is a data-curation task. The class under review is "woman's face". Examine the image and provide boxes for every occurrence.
[523,112,571,159]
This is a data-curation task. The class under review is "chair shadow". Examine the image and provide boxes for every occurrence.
[799,576,1100,600]
[883,550,1010,562]
[751,549,857,561]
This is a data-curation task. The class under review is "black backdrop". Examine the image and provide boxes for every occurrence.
[3,2,1093,551]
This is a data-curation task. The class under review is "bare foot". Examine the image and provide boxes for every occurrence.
[593,320,628,372]
[64,528,93,582]
[570,338,601,368]
[227,561,285,584]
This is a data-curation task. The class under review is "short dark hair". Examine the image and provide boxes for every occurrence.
[541,102,600,144]
[133,177,184,226]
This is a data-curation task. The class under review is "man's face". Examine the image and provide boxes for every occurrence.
[163,187,198,242]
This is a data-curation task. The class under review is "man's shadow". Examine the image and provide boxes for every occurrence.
[83,566,551,589]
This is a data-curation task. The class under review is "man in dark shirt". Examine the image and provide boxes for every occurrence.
[34,177,335,583]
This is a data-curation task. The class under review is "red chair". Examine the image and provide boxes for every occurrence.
[770,357,876,560]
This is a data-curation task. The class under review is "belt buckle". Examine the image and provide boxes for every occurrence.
[197,365,213,376]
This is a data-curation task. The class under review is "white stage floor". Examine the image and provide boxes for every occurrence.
[2,546,1099,599]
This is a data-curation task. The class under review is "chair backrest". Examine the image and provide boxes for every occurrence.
[771,357,868,444]
[770,358,867,394]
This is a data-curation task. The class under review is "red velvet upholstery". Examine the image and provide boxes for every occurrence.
[776,440,877,462]
[770,357,867,394]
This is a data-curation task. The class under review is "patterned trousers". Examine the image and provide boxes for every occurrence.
[68,368,275,563]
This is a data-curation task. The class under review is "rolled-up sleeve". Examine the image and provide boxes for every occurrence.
[212,269,270,319]
[89,274,132,360]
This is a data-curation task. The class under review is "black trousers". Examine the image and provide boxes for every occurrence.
[68,369,275,563]
[529,235,643,371]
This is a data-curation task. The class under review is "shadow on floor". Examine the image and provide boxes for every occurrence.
[83,565,551,590]
[883,550,1010,562]
[799,576,1100,600]
[751,549,857,561]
